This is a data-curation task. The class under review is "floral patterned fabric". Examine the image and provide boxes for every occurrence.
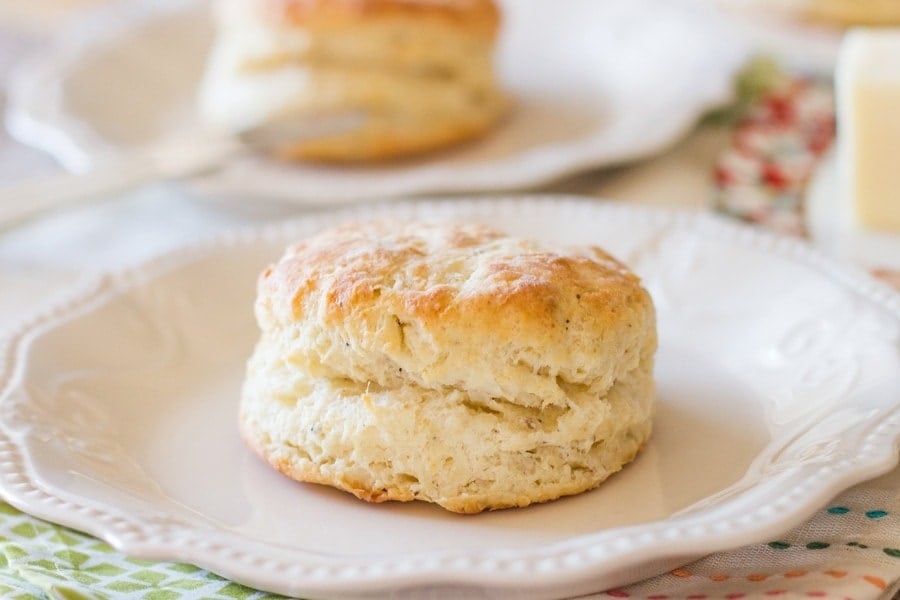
[712,77,834,237]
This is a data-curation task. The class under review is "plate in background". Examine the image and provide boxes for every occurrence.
[0,197,898,599]
[5,0,748,203]
[710,0,843,75]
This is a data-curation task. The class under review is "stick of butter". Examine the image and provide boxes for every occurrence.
[836,29,900,232]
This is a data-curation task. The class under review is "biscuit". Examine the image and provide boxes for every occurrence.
[240,221,657,513]
[199,0,507,161]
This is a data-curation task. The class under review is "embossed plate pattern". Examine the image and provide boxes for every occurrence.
[0,198,898,600]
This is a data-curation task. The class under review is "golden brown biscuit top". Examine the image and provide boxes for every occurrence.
[256,220,655,409]
[232,0,501,35]
[261,220,642,325]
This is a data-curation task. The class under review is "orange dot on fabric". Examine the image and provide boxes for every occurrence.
[748,573,769,582]
[606,591,630,597]
[672,568,692,578]
[863,575,886,589]
[710,573,730,582]
[785,570,807,578]
[825,570,847,578]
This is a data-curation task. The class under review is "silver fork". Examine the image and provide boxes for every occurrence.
[0,112,363,228]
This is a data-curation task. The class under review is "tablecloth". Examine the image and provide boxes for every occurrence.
[0,9,898,600]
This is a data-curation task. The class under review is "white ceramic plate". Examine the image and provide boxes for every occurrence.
[1,198,898,600]
[711,0,842,75]
[5,0,748,204]
[806,150,900,272]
